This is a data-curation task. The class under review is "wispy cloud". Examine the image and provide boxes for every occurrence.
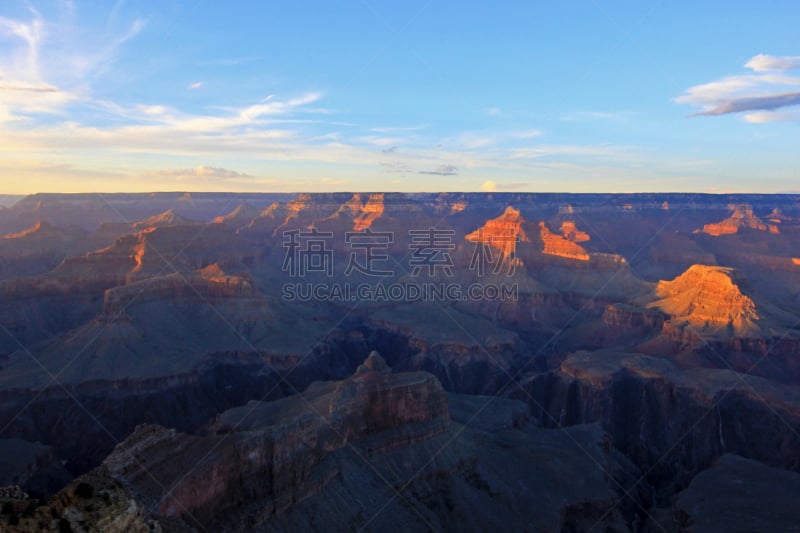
[560,111,634,122]
[370,123,428,133]
[418,164,458,176]
[155,165,252,180]
[198,56,261,67]
[677,53,800,120]
[188,81,203,90]
[0,6,148,122]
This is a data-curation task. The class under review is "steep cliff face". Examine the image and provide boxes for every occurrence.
[600,303,666,346]
[649,264,759,336]
[519,351,800,504]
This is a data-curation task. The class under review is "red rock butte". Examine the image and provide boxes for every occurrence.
[465,206,530,260]
[649,264,760,336]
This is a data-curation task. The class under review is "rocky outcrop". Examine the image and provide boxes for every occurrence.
[465,206,531,262]
[0,469,170,533]
[558,220,591,243]
[353,192,385,230]
[211,203,261,226]
[539,221,591,260]
[697,204,769,236]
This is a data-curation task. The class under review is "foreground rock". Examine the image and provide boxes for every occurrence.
[1,353,641,532]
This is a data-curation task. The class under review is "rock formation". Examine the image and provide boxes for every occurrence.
[353,193,385,231]
[133,209,193,230]
[1,354,639,532]
[697,204,770,236]
[211,203,261,226]
[648,264,759,336]
[538,220,590,260]
[465,205,530,261]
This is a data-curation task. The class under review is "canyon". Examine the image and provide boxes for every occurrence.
[1,192,799,531]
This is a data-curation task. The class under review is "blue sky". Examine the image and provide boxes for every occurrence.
[1,1,799,193]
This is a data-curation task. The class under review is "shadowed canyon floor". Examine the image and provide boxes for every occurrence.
[1,192,800,531]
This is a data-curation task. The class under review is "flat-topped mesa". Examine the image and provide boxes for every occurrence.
[697,204,774,236]
[101,264,254,317]
[648,264,760,336]
[539,221,590,261]
[97,352,449,524]
[465,206,530,261]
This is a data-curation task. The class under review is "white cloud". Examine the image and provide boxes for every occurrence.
[745,54,800,72]
[188,81,203,90]
[677,53,800,119]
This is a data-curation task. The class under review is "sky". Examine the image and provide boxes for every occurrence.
[0,1,799,194]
